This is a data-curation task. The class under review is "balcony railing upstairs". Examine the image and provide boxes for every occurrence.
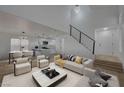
[70,25,95,54]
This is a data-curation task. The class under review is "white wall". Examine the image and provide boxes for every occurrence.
[95,26,120,57]
[0,32,19,60]
[0,33,11,60]
[119,26,124,69]
[117,6,124,69]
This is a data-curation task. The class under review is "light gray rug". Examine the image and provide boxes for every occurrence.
[2,63,83,87]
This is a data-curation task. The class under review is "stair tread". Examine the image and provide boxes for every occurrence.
[94,55,123,72]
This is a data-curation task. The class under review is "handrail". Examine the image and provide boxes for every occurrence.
[70,24,95,54]
[70,24,95,42]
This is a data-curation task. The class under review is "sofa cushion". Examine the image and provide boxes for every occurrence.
[70,56,76,62]
[40,59,49,63]
[89,73,108,87]
[37,55,45,60]
[65,61,83,68]
[16,63,30,69]
[38,59,49,68]
[64,60,84,74]
[15,62,31,75]
[100,73,111,81]
[56,59,65,68]
[95,69,112,81]
[16,57,29,64]
[54,55,61,60]
[83,57,89,62]
[75,56,82,64]
[67,55,73,61]
[83,59,93,68]
[69,55,74,61]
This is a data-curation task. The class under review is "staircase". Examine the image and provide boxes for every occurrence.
[69,25,95,54]
[94,55,123,72]
[69,25,124,72]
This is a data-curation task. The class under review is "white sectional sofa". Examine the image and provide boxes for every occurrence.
[54,55,93,75]
[63,59,93,75]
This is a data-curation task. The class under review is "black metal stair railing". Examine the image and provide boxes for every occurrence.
[70,24,95,54]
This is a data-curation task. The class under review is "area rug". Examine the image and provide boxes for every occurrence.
[1,63,83,87]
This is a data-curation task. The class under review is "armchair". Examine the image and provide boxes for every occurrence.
[37,55,49,68]
[13,57,32,76]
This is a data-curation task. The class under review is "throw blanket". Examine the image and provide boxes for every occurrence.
[56,59,65,68]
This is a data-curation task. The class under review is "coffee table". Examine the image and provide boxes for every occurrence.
[32,64,67,87]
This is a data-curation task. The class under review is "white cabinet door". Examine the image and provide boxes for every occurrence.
[95,30,113,55]
[20,39,29,51]
[11,38,21,51]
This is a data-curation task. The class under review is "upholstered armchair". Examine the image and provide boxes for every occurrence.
[37,55,49,68]
[13,57,32,76]
[9,51,22,64]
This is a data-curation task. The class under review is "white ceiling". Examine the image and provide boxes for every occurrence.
[0,5,121,35]
[0,11,65,38]
[0,5,71,33]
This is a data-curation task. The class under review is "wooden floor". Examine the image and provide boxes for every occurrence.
[94,55,123,72]
[0,59,124,87]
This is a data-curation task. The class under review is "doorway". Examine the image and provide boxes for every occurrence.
[95,27,120,56]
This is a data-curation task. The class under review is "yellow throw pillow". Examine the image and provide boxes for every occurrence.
[56,59,62,64]
[56,59,65,68]
[54,55,61,61]
[75,56,82,64]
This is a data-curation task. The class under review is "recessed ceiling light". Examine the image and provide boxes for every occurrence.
[103,27,108,30]
[74,5,80,13]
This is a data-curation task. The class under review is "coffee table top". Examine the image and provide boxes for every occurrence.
[32,63,67,87]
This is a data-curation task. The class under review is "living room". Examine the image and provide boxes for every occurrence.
[0,4,124,89]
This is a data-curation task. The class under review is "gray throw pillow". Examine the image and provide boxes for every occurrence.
[67,55,73,61]
[89,73,108,87]
[95,69,111,81]
[70,56,76,62]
